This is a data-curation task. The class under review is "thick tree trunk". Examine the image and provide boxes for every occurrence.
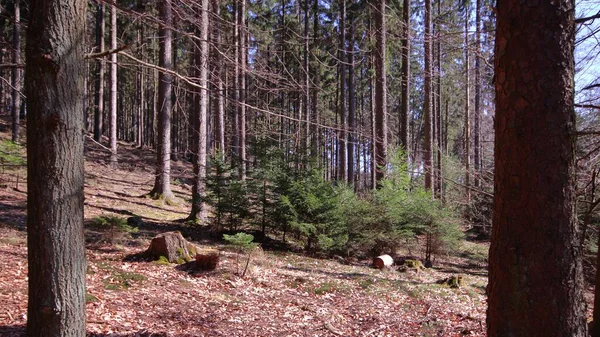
[400,0,410,156]
[487,0,587,335]
[423,0,433,191]
[151,0,176,203]
[11,0,20,143]
[189,0,209,223]
[109,4,118,166]
[26,0,87,335]
[374,0,387,184]
[464,9,470,203]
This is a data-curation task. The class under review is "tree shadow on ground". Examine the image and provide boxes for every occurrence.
[434,261,488,278]
[0,325,25,337]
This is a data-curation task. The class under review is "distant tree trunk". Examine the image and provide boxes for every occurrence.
[136,9,144,148]
[374,0,387,184]
[487,0,587,335]
[212,0,225,158]
[303,0,310,163]
[423,0,433,191]
[109,3,118,166]
[11,0,21,143]
[464,8,470,203]
[26,0,87,335]
[238,0,247,179]
[435,0,443,199]
[347,20,355,185]
[338,0,347,182]
[310,0,320,162]
[232,0,239,164]
[400,0,410,156]
[150,0,176,203]
[473,0,481,187]
[94,3,105,143]
[189,0,209,223]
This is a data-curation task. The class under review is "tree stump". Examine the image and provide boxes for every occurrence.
[147,231,197,264]
[196,248,220,271]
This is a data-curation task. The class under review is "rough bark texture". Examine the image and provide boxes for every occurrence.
[147,232,197,263]
[11,0,20,143]
[189,0,209,223]
[151,0,176,203]
[25,0,87,335]
[374,0,387,184]
[487,0,587,336]
[464,9,470,203]
[423,0,432,191]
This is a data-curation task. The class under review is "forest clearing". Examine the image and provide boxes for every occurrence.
[1,0,599,335]
[0,130,495,336]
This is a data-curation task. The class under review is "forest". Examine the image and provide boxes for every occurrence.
[0,0,599,335]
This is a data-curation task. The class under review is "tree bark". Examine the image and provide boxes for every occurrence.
[423,0,433,191]
[26,0,87,335]
[109,3,118,166]
[212,0,225,158]
[189,0,209,223]
[238,0,247,179]
[338,0,347,182]
[400,0,410,156]
[487,0,587,335]
[473,0,481,187]
[464,7,470,203]
[11,0,21,143]
[347,19,355,186]
[150,0,176,203]
[374,0,387,184]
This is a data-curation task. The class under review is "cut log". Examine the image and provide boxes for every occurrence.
[373,254,394,269]
[196,248,220,271]
[147,231,197,264]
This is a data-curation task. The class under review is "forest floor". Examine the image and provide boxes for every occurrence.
[0,123,585,336]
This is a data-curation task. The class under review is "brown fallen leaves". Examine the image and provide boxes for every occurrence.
[0,225,488,337]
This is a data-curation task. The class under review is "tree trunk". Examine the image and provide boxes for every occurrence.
[189,0,209,223]
[487,1,587,335]
[238,0,247,179]
[136,10,144,148]
[400,0,410,156]
[464,8,470,203]
[150,0,176,203]
[423,0,433,191]
[11,0,21,143]
[338,0,347,182]
[473,0,481,187]
[374,0,387,185]
[109,4,118,166]
[212,0,225,158]
[26,0,87,335]
[347,20,355,186]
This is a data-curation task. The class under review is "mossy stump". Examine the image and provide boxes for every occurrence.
[147,231,197,264]
[437,275,464,288]
[398,259,425,273]
[196,248,220,271]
